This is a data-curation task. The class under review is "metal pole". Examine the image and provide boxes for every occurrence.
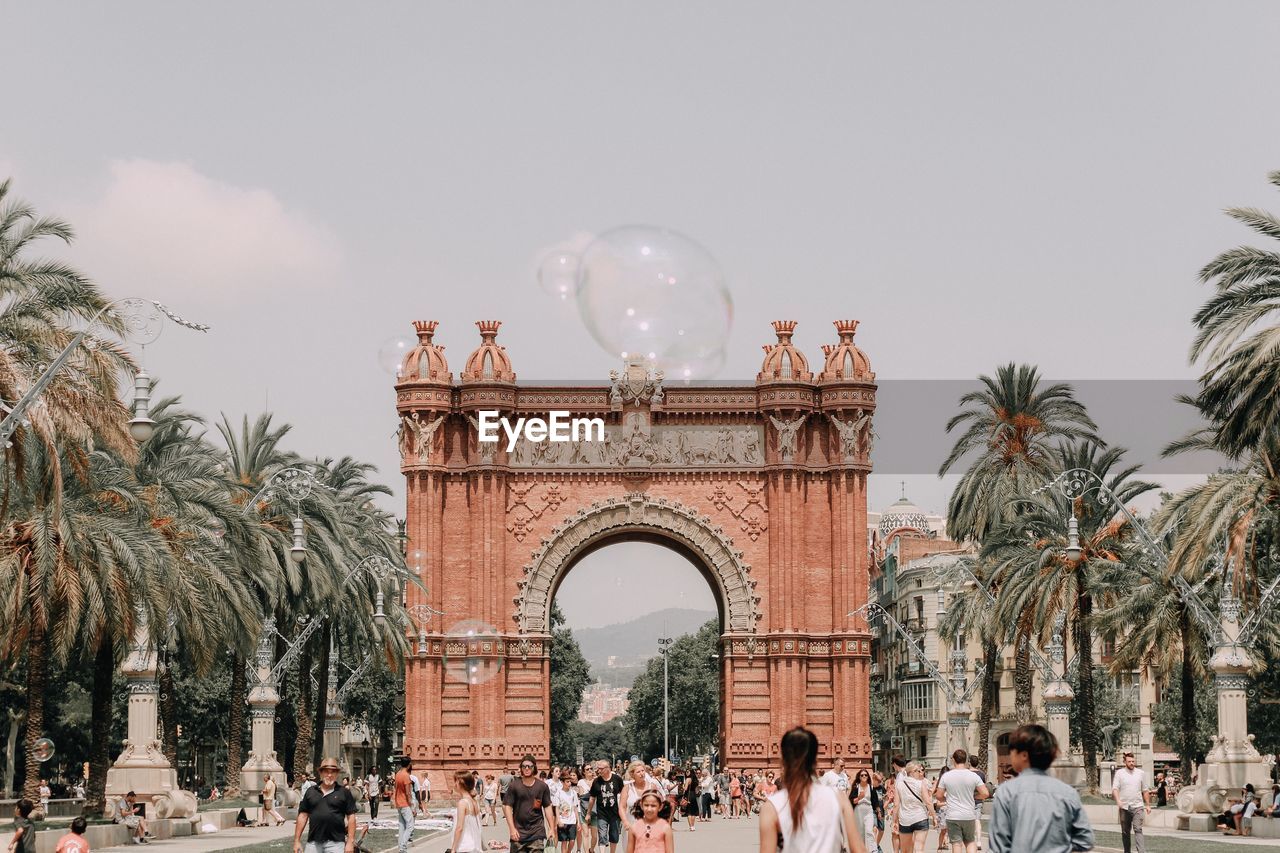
[664,650,669,761]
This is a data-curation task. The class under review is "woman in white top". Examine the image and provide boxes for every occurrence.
[894,762,936,853]
[449,769,483,853]
[619,760,659,830]
[759,727,864,853]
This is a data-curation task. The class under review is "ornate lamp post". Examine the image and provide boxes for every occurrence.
[0,298,208,449]
[1039,467,1279,809]
[658,637,673,761]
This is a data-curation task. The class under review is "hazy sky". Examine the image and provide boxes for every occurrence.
[4,3,1279,627]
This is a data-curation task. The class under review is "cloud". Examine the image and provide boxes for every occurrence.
[66,159,340,301]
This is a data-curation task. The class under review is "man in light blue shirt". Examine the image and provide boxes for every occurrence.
[988,724,1094,853]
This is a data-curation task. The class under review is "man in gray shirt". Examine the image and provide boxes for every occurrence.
[936,748,989,853]
[988,725,1094,853]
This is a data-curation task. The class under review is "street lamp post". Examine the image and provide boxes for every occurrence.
[658,637,673,761]
[1038,467,1280,808]
[0,298,208,449]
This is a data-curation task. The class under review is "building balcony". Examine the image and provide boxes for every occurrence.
[901,707,941,724]
[897,661,938,681]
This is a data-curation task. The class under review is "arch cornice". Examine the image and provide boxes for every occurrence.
[513,492,761,635]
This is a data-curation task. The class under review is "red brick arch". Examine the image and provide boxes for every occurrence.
[397,320,876,782]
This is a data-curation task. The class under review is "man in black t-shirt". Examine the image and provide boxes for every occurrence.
[587,759,625,852]
[502,754,555,853]
[294,757,357,853]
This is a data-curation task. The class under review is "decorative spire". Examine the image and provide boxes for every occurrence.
[756,320,812,382]
[398,320,450,383]
[461,320,516,382]
[818,319,873,382]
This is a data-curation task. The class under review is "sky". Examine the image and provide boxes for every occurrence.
[4,3,1279,628]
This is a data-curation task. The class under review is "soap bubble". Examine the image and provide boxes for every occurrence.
[576,226,732,378]
[537,250,580,301]
[376,335,416,378]
[32,737,55,762]
[443,620,504,685]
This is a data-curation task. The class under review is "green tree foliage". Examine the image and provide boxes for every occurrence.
[549,602,591,764]
[562,720,633,767]
[340,658,403,770]
[868,688,892,747]
[1069,668,1137,755]
[625,620,719,761]
[1151,675,1217,767]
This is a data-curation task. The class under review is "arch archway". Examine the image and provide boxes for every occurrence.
[517,493,760,635]
[397,319,878,784]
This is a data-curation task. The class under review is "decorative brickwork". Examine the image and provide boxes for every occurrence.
[397,320,877,786]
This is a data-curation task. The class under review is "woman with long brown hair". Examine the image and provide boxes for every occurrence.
[759,727,864,853]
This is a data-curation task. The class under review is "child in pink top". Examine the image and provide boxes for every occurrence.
[627,790,674,853]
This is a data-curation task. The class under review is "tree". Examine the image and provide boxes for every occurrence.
[625,620,719,761]
[939,363,1099,767]
[565,720,632,766]
[1069,667,1137,758]
[549,602,591,764]
[984,442,1157,791]
[1183,171,1280,457]
[1151,675,1217,770]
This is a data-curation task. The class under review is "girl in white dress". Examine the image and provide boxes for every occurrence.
[449,769,483,853]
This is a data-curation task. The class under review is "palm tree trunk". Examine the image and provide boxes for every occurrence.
[1076,592,1097,791]
[976,638,998,775]
[1179,608,1196,783]
[292,640,314,782]
[1014,630,1034,725]
[312,625,331,771]
[22,622,48,800]
[159,658,179,767]
[224,652,246,797]
[85,637,115,817]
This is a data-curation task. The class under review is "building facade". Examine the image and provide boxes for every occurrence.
[869,495,1160,781]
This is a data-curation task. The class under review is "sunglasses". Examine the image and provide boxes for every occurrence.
[521,763,535,769]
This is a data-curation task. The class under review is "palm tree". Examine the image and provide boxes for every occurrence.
[1092,522,1216,786]
[1185,171,1280,457]
[939,364,1100,754]
[984,442,1158,790]
[0,179,136,496]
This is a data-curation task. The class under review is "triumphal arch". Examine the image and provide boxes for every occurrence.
[396,318,877,778]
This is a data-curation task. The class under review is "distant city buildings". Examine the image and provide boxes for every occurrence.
[578,682,631,724]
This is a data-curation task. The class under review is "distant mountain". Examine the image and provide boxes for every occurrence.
[571,607,716,686]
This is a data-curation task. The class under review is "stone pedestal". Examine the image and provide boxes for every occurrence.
[1044,679,1083,785]
[946,704,971,755]
[104,616,190,817]
[1178,603,1275,811]
[241,623,288,798]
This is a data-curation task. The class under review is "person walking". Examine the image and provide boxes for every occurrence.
[758,727,864,853]
[448,770,483,853]
[680,771,699,832]
[482,774,499,826]
[263,775,286,826]
[295,757,358,853]
[8,799,36,853]
[820,759,851,796]
[936,749,988,853]
[619,762,658,832]
[1111,751,1149,853]
[588,760,625,853]
[392,756,419,853]
[55,816,90,853]
[575,767,594,852]
[625,791,673,853]
[555,773,581,853]
[849,769,879,853]
[987,724,1093,853]
[503,754,556,853]
[698,770,715,822]
[366,771,381,819]
[895,763,936,853]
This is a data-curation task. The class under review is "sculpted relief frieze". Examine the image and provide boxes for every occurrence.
[507,423,763,468]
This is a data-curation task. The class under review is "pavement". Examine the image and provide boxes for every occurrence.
[87,811,1280,853]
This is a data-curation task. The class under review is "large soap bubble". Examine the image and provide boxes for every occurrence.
[576,226,732,378]
[376,335,415,378]
[443,619,504,685]
[537,250,580,301]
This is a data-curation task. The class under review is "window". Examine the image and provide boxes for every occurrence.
[901,682,936,722]
[780,350,793,378]
[843,351,856,376]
